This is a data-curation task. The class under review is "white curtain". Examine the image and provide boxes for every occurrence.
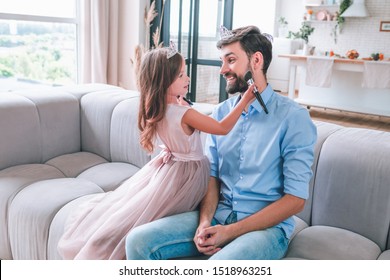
[80,0,119,85]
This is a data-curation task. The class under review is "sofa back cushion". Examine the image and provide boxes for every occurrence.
[80,89,150,168]
[311,128,390,251]
[0,93,40,170]
[0,89,80,170]
[296,121,343,224]
[110,97,150,168]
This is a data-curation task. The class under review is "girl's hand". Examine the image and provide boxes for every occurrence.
[242,84,256,103]
[193,222,220,255]
[177,95,190,106]
[195,224,235,256]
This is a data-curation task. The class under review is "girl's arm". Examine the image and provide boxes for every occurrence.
[182,84,255,135]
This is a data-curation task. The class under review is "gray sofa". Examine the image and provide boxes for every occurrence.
[1,84,389,260]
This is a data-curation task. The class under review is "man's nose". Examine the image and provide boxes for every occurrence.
[220,62,229,75]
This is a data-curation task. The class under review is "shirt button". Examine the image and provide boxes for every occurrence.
[240,175,243,180]
[234,201,238,205]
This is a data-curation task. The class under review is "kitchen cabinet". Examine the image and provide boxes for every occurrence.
[280,54,390,117]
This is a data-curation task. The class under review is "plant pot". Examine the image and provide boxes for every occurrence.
[303,43,315,56]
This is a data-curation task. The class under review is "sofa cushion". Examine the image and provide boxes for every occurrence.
[296,121,343,225]
[290,216,309,240]
[47,194,96,260]
[13,89,81,162]
[0,164,65,260]
[311,128,390,251]
[80,89,139,161]
[78,162,141,192]
[110,98,150,169]
[62,83,122,100]
[285,225,382,259]
[45,152,107,177]
[8,178,103,259]
[378,250,390,260]
[0,93,41,170]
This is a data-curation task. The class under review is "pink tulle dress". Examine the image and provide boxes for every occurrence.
[57,104,210,259]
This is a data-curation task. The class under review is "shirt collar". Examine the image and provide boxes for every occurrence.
[233,84,274,113]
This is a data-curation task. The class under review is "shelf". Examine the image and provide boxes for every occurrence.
[305,4,339,21]
[305,4,340,8]
[305,4,339,8]
[304,20,337,24]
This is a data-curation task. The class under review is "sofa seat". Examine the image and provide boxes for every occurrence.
[47,194,97,259]
[8,178,103,260]
[1,151,144,260]
[0,164,65,260]
[46,152,141,192]
[285,225,382,260]
[378,250,390,260]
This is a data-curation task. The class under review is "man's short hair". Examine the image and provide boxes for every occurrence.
[217,25,273,74]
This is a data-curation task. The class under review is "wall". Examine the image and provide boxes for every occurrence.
[278,0,304,33]
[280,0,390,58]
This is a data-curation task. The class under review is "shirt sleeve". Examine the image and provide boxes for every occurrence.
[281,108,317,199]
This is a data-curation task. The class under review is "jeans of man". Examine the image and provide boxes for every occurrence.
[125,211,289,260]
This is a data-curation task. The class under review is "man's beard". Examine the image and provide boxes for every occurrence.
[225,72,248,94]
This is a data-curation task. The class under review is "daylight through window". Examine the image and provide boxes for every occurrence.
[0,0,79,88]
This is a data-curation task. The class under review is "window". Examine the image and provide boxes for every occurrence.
[0,0,79,88]
[166,0,231,104]
[162,0,277,103]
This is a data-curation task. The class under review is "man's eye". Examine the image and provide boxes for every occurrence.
[228,59,235,64]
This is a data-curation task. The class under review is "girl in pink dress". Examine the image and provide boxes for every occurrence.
[57,43,255,260]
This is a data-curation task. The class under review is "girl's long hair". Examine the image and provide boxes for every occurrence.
[137,48,182,153]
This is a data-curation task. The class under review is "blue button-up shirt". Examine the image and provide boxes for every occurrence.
[205,85,317,239]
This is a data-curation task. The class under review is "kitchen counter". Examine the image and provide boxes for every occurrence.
[280,54,390,117]
[279,54,376,65]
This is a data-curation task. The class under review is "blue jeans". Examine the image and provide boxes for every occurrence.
[125,211,289,260]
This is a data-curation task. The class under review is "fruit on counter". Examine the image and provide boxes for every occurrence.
[346,49,359,59]
[371,53,384,61]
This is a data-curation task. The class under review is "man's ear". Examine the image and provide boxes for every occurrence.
[252,51,264,70]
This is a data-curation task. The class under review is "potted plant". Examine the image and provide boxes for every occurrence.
[287,22,315,45]
[287,22,315,54]
[332,0,352,44]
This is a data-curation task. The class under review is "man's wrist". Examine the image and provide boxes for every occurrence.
[226,221,244,240]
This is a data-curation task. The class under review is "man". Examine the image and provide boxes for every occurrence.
[125,25,317,260]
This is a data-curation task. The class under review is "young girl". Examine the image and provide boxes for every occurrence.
[57,43,255,260]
